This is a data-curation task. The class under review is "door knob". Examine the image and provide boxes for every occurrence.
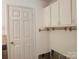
[10,42,14,44]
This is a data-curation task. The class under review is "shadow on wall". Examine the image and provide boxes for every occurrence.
[43,0,57,7]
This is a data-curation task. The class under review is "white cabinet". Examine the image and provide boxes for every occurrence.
[43,6,51,27]
[59,0,72,26]
[72,0,77,26]
[43,0,77,27]
[50,1,59,27]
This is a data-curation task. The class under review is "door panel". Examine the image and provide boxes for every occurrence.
[13,20,20,40]
[8,5,34,59]
[22,8,33,59]
[23,21,30,37]
[9,6,21,20]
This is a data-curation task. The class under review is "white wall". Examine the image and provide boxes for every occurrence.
[49,30,77,57]
[2,0,49,59]
[35,8,50,54]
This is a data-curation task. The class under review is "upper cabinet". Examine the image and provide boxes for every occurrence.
[50,1,59,27]
[43,0,77,27]
[59,0,72,26]
[43,6,51,27]
[72,0,77,26]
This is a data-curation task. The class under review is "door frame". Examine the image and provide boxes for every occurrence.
[7,4,36,59]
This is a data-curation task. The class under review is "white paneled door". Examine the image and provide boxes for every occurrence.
[8,5,35,59]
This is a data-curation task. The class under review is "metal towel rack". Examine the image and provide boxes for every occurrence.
[39,26,77,32]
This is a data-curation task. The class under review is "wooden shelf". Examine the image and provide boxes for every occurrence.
[39,26,77,32]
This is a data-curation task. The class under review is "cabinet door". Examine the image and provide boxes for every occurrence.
[43,6,51,27]
[59,0,72,26]
[72,0,77,26]
[50,1,59,27]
